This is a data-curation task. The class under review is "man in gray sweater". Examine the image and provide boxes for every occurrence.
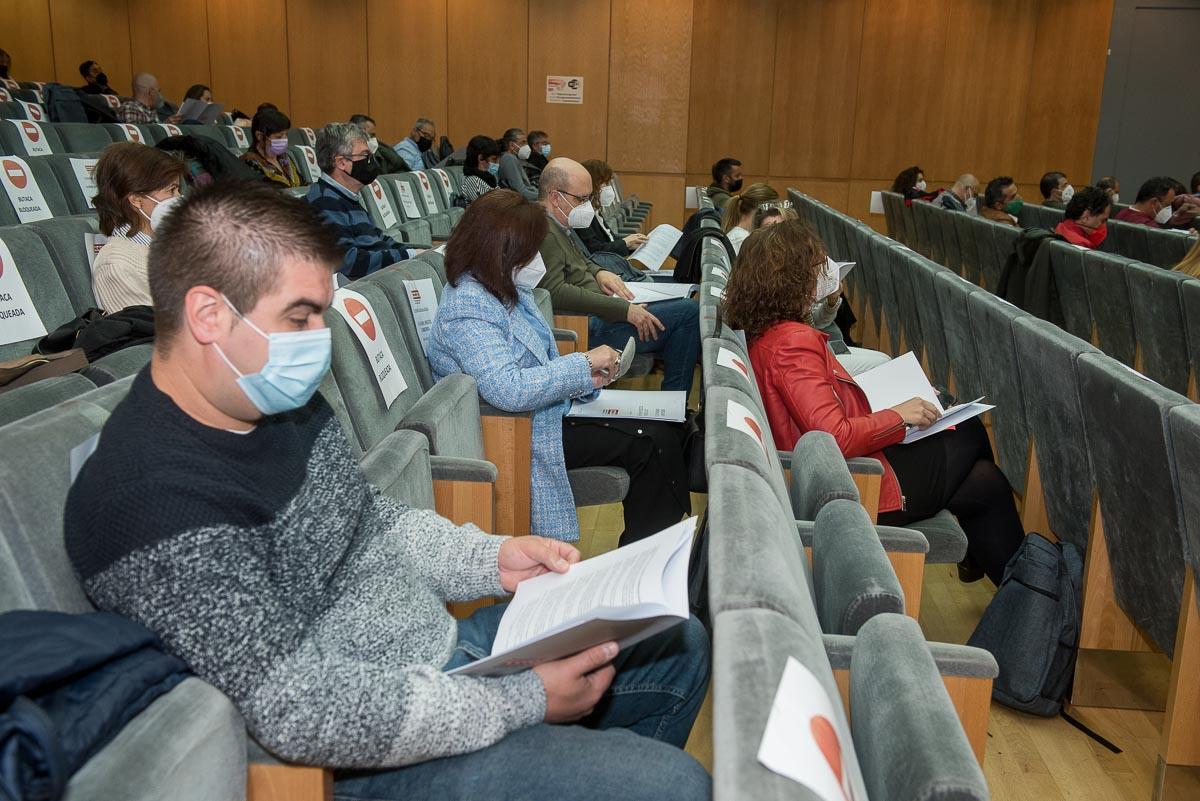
[65,182,711,800]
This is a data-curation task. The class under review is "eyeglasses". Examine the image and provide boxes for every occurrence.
[558,189,592,204]
[343,152,370,162]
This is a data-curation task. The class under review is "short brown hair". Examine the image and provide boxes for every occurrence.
[148,181,342,348]
[581,159,614,206]
[444,189,547,307]
[722,219,826,341]
[93,143,187,236]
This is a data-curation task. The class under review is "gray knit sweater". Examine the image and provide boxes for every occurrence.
[65,369,546,768]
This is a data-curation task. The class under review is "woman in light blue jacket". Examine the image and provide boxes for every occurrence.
[428,190,691,543]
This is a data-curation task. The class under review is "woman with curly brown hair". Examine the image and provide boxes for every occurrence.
[723,220,1023,584]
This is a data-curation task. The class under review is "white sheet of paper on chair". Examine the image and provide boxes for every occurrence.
[852,352,944,413]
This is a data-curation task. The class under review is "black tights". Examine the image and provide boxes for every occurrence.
[877,417,1024,584]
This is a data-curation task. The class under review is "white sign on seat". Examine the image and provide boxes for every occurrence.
[101,94,120,109]
[0,87,10,102]
[9,120,51,156]
[69,157,99,208]
[301,127,316,146]
[0,156,52,223]
[297,145,319,182]
[390,179,423,219]
[20,102,45,123]
[332,288,407,408]
[412,172,440,211]
[432,168,454,197]
[402,278,438,357]
[156,123,183,138]
[367,181,398,229]
[0,238,49,346]
[116,124,145,144]
[227,125,248,148]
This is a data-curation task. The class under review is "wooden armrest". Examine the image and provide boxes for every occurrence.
[480,412,532,537]
[247,764,333,801]
[553,314,589,355]
[850,471,881,523]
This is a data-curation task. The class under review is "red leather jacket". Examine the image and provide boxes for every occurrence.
[750,321,908,512]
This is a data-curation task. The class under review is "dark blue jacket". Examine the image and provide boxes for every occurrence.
[305,175,409,279]
[0,610,189,801]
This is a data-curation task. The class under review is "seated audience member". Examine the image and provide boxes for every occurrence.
[183,84,213,105]
[1174,237,1200,278]
[1039,171,1072,210]
[1097,175,1121,203]
[706,158,743,210]
[393,117,437,171]
[527,130,552,172]
[577,159,647,257]
[892,165,935,201]
[63,181,710,801]
[230,110,251,127]
[118,73,182,125]
[349,113,407,175]
[1165,177,1200,229]
[78,60,117,95]
[980,176,1022,226]
[1114,176,1178,229]
[1054,186,1111,249]
[242,108,302,188]
[429,191,692,545]
[498,128,539,201]
[307,122,408,279]
[937,174,979,212]
[538,158,700,394]
[722,220,1023,584]
[460,134,502,205]
[721,183,780,255]
[90,143,186,312]
[0,49,9,80]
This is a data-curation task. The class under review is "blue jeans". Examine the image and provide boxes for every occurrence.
[333,604,712,801]
[589,298,700,394]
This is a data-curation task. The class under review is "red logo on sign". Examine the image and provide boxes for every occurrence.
[0,251,5,279]
[27,104,42,121]
[731,356,748,377]
[3,159,28,190]
[409,288,421,302]
[124,125,141,143]
[372,183,383,199]
[743,414,763,444]
[20,122,40,142]
[344,297,376,341]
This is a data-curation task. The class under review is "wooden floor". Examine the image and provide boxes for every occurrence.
[576,495,1200,800]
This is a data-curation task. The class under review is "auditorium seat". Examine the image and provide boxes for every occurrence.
[80,344,153,387]
[934,270,985,399]
[1183,278,1200,399]
[0,372,95,428]
[981,222,1017,293]
[392,171,454,239]
[1124,262,1192,394]
[867,234,904,353]
[1148,228,1197,269]
[0,154,70,223]
[1083,251,1139,367]
[1107,219,1152,264]
[886,243,927,367]
[287,127,316,148]
[0,118,64,156]
[0,226,79,361]
[937,207,963,274]
[965,290,1030,491]
[419,169,464,227]
[26,216,102,313]
[43,153,100,216]
[909,253,953,389]
[365,176,434,248]
[1042,241,1093,342]
[102,123,155,147]
[952,211,983,285]
[53,122,117,152]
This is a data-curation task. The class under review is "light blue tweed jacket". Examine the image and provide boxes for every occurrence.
[428,276,595,541]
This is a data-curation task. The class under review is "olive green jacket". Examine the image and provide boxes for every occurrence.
[537,218,630,323]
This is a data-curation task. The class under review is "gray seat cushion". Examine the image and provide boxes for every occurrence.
[0,225,77,361]
[1124,262,1191,394]
[360,429,436,511]
[27,215,100,314]
[1045,241,1093,342]
[566,466,629,507]
[1167,405,1200,589]
[1083,252,1138,367]
[812,500,905,636]
[789,431,859,522]
[908,509,969,565]
[933,270,984,400]
[0,373,95,428]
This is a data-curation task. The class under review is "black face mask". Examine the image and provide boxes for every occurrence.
[95,72,109,86]
[348,156,381,186]
[416,136,433,152]
[728,179,743,193]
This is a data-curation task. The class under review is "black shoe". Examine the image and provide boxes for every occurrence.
[957,557,985,583]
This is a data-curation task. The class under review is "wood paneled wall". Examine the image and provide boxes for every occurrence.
[1,0,1113,225]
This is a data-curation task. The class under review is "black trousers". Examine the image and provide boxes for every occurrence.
[562,418,692,547]
[877,417,1024,584]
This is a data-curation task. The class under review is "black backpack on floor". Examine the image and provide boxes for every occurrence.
[967,532,1084,716]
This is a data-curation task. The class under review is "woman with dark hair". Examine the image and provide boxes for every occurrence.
[459,134,502,204]
[577,159,647,256]
[892,165,933,200]
[183,84,212,103]
[1054,186,1112,249]
[91,142,188,312]
[242,108,301,187]
[722,220,1023,584]
[428,190,692,545]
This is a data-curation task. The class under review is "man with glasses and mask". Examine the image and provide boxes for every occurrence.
[537,158,700,394]
[306,122,409,279]
[394,117,437,172]
[499,128,540,201]
[64,180,711,801]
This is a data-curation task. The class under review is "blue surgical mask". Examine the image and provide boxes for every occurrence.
[540,144,551,157]
[486,161,500,176]
[213,295,331,416]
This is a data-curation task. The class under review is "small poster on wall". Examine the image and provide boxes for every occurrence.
[546,75,583,104]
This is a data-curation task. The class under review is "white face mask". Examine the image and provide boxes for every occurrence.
[1155,203,1173,225]
[598,185,617,207]
[513,251,546,289]
[1061,184,1074,203]
[965,196,977,213]
[367,136,379,154]
[915,180,927,192]
[556,191,596,229]
[517,143,532,160]
[138,194,182,232]
[1111,193,1120,204]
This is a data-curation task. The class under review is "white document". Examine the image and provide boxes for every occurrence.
[367,181,398,229]
[816,258,855,301]
[726,397,769,456]
[177,98,223,123]
[9,120,51,156]
[20,101,46,123]
[709,285,724,300]
[716,346,752,382]
[0,238,49,346]
[710,264,728,281]
[628,224,684,272]
[870,190,884,215]
[116,123,146,144]
[611,336,637,380]
[297,145,320,183]
[450,518,695,677]
[902,400,992,444]
[84,233,109,272]
[758,656,861,801]
[852,352,943,413]
[156,123,182,138]
[685,186,700,209]
[411,171,440,210]
[390,178,423,219]
[0,156,52,223]
[567,389,686,422]
[70,158,98,209]
[333,288,408,407]
[402,278,438,358]
[227,125,249,149]
[627,282,696,304]
[545,75,584,105]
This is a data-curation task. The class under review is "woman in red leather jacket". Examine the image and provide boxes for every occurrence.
[722,220,1023,585]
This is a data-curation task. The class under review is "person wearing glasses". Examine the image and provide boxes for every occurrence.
[537,158,700,394]
[306,122,409,279]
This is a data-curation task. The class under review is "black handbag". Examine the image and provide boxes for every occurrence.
[681,407,706,494]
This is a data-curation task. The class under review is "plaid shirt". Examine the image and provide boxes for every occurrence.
[306,175,408,279]
[116,99,157,124]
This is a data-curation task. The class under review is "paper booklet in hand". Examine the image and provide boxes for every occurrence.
[449,518,696,677]
[815,257,855,301]
[851,352,993,444]
[177,98,224,124]
[628,224,684,272]
[626,282,697,305]
[566,389,686,422]
[612,336,637,381]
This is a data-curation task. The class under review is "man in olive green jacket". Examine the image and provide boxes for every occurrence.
[537,158,699,393]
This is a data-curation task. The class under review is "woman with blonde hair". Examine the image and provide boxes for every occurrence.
[721,182,779,254]
[1175,237,1200,278]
